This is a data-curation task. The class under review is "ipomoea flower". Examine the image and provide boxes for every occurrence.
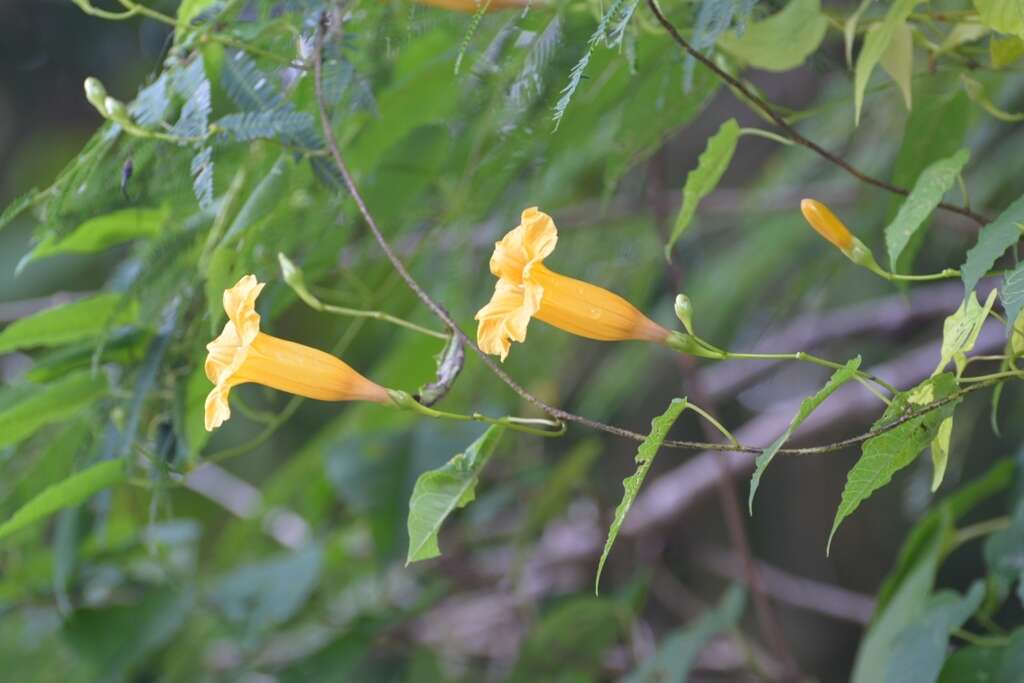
[475,208,669,361]
[205,275,390,431]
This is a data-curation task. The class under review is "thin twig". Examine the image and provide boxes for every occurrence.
[311,17,1001,459]
[645,0,989,227]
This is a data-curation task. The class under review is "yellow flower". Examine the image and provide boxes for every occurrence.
[800,199,855,253]
[476,207,669,360]
[413,0,531,11]
[205,275,390,431]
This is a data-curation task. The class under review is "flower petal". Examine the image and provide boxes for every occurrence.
[489,207,558,283]
[475,278,543,361]
[204,383,232,431]
[223,274,265,345]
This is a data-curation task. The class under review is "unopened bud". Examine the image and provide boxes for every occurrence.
[84,77,108,116]
[674,294,695,335]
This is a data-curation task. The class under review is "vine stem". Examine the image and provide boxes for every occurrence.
[644,0,989,227]
[311,15,1002,458]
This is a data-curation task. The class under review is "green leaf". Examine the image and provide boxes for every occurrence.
[0,371,108,449]
[21,206,170,265]
[0,293,137,354]
[885,149,970,271]
[983,501,1024,602]
[884,583,985,683]
[222,50,285,111]
[191,147,214,209]
[879,21,914,110]
[974,0,1024,36]
[828,373,960,553]
[0,186,39,233]
[665,119,740,260]
[222,154,291,244]
[991,36,1024,68]
[930,416,953,492]
[852,517,946,683]
[749,357,861,513]
[406,425,505,564]
[844,0,874,68]
[961,193,1024,293]
[64,586,194,681]
[596,398,687,592]
[717,0,827,72]
[936,289,998,376]
[176,0,219,37]
[622,585,745,683]
[0,459,125,542]
[215,111,315,143]
[853,0,921,125]
[1001,260,1024,336]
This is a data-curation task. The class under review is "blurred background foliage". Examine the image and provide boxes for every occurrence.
[1,0,1024,681]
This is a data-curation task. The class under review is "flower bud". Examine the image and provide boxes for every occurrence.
[84,77,108,116]
[674,294,695,335]
[104,96,130,122]
[800,199,854,253]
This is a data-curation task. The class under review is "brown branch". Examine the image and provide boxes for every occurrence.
[644,0,989,227]
[311,16,1002,461]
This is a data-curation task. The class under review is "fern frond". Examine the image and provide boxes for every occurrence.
[215,111,316,143]
[222,51,285,111]
[130,74,171,128]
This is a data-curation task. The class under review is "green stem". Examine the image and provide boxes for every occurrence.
[880,268,961,282]
[951,516,1010,549]
[686,403,739,447]
[952,629,1011,647]
[724,350,898,395]
[388,390,566,438]
[738,127,795,147]
[117,0,176,25]
[319,303,448,340]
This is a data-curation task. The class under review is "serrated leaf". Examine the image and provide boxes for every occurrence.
[974,0,1024,36]
[0,459,125,542]
[21,206,169,266]
[879,21,914,110]
[0,293,137,354]
[1001,260,1024,337]
[215,110,315,143]
[596,398,687,592]
[665,118,740,260]
[936,288,997,376]
[884,583,985,683]
[406,426,505,564]
[749,357,861,513]
[886,149,970,271]
[962,194,1024,293]
[0,371,108,449]
[717,0,827,72]
[853,0,921,125]
[828,373,960,554]
[623,585,745,683]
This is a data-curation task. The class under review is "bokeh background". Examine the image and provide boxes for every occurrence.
[1,1,1023,681]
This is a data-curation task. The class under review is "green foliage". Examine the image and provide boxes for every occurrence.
[596,398,687,592]
[853,0,921,124]
[829,373,960,553]
[962,193,1024,293]
[885,150,970,271]
[665,118,739,260]
[22,206,170,265]
[406,425,505,564]
[0,371,107,449]
[0,460,124,542]
[0,294,136,354]
[749,357,861,513]
[622,585,745,683]
[717,0,827,72]
[937,289,997,376]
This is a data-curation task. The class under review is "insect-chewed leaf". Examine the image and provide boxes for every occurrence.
[828,373,960,554]
[406,426,505,564]
[936,289,997,376]
[961,193,1024,294]
[885,149,969,271]
[665,118,740,261]
[749,357,861,513]
[596,398,687,592]
[0,459,125,542]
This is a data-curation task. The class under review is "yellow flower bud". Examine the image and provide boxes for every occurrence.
[800,199,855,253]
